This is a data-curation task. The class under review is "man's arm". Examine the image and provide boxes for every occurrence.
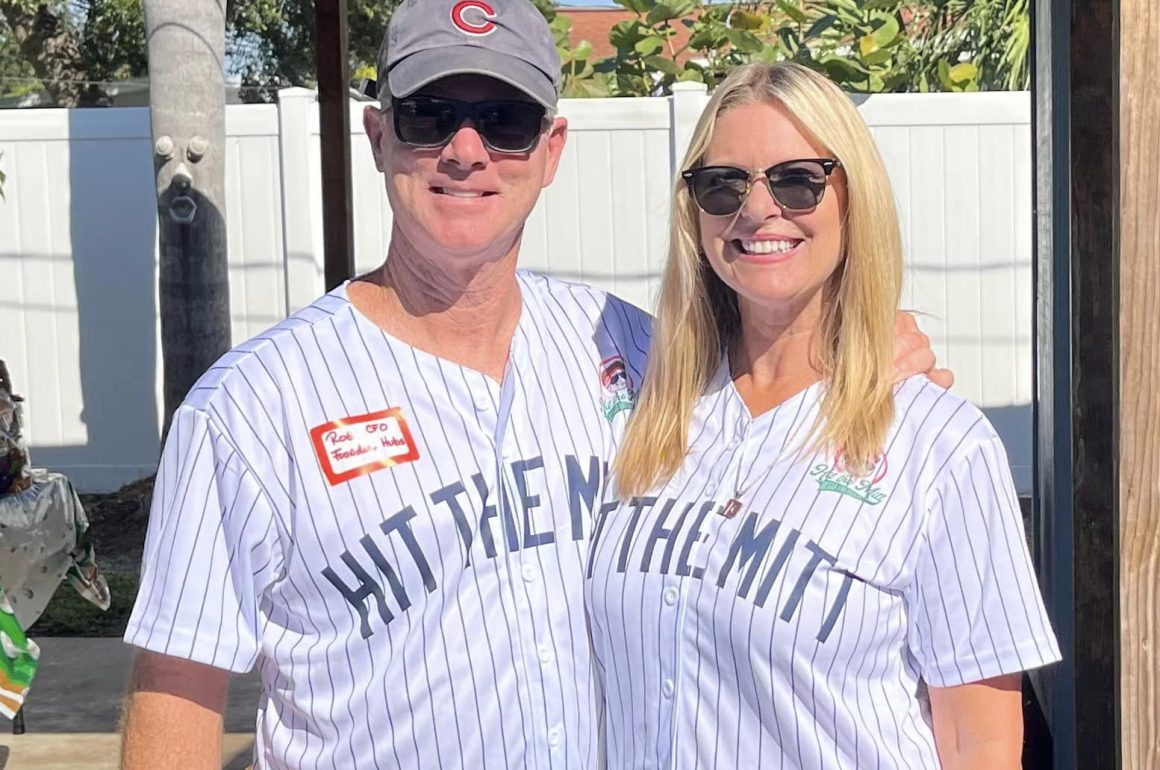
[928,674,1024,770]
[120,650,229,770]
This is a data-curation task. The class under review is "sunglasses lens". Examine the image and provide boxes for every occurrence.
[474,102,546,153]
[395,98,460,147]
[394,97,545,153]
[689,168,750,216]
[768,161,829,210]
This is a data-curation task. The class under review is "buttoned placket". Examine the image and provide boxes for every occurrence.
[496,331,569,765]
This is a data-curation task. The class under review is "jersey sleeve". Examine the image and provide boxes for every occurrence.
[906,435,1061,687]
[124,404,284,673]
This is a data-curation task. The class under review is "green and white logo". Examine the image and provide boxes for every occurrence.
[810,453,889,505]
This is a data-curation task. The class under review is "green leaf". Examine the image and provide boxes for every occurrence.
[829,0,862,15]
[634,36,666,56]
[563,77,611,98]
[725,28,764,54]
[776,1,809,25]
[804,15,839,39]
[646,4,677,25]
[615,0,657,13]
[573,40,594,61]
[868,14,902,49]
[948,61,979,82]
[613,73,648,96]
[777,27,801,55]
[757,44,783,64]
[820,55,871,83]
[610,20,648,50]
[549,15,573,35]
[882,71,910,91]
[937,59,954,89]
[731,10,767,31]
[864,0,902,10]
[644,55,681,75]
[862,46,896,66]
[678,67,705,82]
[688,26,728,51]
[647,0,698,25]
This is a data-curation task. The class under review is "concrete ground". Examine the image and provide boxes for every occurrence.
[0,638,261,769]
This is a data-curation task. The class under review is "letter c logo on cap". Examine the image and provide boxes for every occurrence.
[451,0,497,36]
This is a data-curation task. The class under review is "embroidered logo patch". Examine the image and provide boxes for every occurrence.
[599,355,637,423]
[451,0,497,36]
[810,452,888,505]
[310,408,420,486]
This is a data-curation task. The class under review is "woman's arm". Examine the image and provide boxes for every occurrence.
[927,673,1023,770]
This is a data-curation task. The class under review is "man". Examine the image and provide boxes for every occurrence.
[119,1,948,767]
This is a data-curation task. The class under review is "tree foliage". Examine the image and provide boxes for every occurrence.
[551,0,1032,97]
[0,0,147,106]
[226,0,402,102]
[0,0,1030,106]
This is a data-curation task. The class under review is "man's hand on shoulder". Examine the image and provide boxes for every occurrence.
[892,311,954,389]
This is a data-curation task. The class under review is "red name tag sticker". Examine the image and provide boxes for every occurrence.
[309,408,420,486]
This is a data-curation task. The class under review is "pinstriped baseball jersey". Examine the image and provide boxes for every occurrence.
[124,270,651,769]
[585,372,1060,770]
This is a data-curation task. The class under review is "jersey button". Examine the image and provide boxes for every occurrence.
[663,587,679,606]
[521,564,537,582]
[538,645,552,664]
[662,678,675,698]
[548,727,562,748]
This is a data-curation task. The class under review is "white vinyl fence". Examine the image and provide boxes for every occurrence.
[0,85,1033,492]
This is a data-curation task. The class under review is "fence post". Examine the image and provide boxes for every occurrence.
[669,81,709,175]
[277,87,324,314]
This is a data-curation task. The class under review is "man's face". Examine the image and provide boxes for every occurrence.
[364,74,568,270]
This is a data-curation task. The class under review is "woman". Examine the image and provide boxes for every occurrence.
[584,62,1060,769]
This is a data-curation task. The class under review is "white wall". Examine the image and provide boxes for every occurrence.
[0,86,1033,492]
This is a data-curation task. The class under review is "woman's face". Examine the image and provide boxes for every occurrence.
[697,100,847,326]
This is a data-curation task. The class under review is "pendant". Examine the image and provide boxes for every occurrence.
[721,498,742,519]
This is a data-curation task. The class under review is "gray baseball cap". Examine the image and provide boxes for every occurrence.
[377,0,562,110]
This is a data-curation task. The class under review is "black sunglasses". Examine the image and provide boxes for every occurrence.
[681,158,842,216]
[391,95,548,154]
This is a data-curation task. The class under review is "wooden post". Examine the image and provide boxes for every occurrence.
[1119,0,1160,766]
[314,0,355,291]
[1031,0,1120,765]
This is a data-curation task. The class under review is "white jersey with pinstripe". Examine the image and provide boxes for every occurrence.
[584,370,1061,770]
[124,270,651,769]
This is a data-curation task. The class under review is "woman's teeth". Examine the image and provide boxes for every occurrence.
[738,239,798,255]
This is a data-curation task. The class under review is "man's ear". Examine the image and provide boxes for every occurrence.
[540,116,569,189]
[363,105,388,172]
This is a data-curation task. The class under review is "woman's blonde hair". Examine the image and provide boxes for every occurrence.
[615,61,903,498]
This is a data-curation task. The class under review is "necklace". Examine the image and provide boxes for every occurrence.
[721,460,777,519]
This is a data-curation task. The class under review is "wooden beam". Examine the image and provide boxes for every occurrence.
[1067,0,1120,762]
[314,0,355,290]
[1119,0,1160,765]
[1031,0,1121,765]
